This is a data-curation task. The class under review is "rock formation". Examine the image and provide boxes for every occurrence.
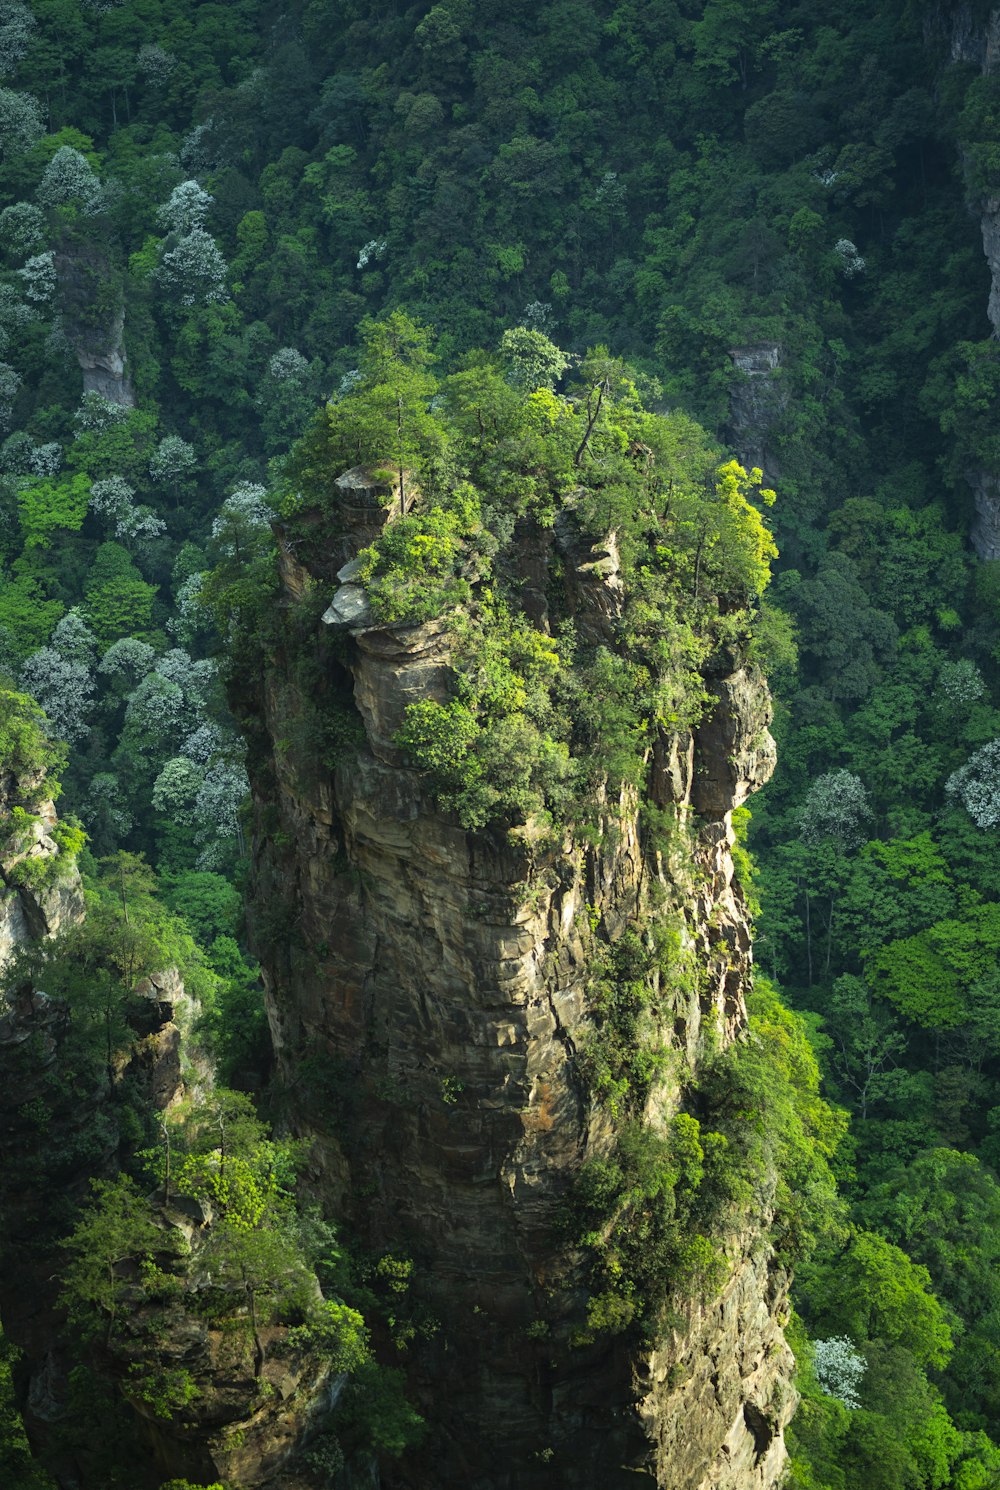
[239,470,793,1489]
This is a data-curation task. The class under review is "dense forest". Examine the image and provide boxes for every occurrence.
[2,0,1000,1486]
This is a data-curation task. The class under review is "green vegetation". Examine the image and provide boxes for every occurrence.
[0,0,999,1485]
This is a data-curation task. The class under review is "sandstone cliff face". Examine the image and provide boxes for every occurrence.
[0,772,84,971]
[726,344,786,485]
[54,245,135,407]
[241,474,792,1489]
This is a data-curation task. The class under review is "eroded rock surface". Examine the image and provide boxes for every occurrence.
[241,487,793,1489]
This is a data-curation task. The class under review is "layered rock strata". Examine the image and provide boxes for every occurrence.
[242,471,793,1489]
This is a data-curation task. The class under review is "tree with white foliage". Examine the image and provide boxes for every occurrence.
[151,756,203,823]
[29,442,61,477]
[89,476,165,545]
[51,608,98,666]
[211,484,274,558]
[833,238,866,279]
[36,147,102,212]
[149,433,197,487]
[98,637,157,691]
[194,759,249,862]
[0,1,35,79]
[180,721,224,763]
[946,739,1000,829]
[812,1336,866,1409]
[20,648,95,744]
[74,392,129,435]
[0,360,19,429]
[136,43,175,87]
[799,770,872,850]
[156,179,212,235]
[155,227,227,307]
[88,476,135,520]
[168,571,208,646]
[18,251,55,303]
[937,658,985,711]
[268,346,309,381]
[0,201,45,257]
[154,648,216,711]
[0,88,43,160]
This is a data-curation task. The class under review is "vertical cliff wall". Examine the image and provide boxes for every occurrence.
[238,472,793,1490]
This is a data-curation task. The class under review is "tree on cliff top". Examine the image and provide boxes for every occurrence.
[326,310,443,514]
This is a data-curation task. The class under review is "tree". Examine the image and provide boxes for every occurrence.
[0,87,42,160]
[813,1337,866,1409]
[797,1230,953,1370]
[35,146,101,210]
[149,434,197,492]
[155,180,212,235]
[946,740,1000,828]
[51,608,97,666]
[799,771,872,850]
[210,484,274,559]
[59,1176,168,1346]
[331,310,443,514]
[16,472,90,548]
[155,228,228,307]
[88,476,165,546]
[19,647,94,744]
[498,326,569,391]
[17,251,54,303]
[0,202,45,256]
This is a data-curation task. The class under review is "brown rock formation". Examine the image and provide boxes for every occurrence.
[239,478,793,1489]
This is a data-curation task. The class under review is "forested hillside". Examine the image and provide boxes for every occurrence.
[1,0,1000,1486]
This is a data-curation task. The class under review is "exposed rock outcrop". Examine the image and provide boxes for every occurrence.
[54,245,135,407]
[240,482,790,1489]
[726,344,786,483]
[0,784,84,971]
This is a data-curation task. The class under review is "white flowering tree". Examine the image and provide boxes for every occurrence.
[0,201,45,257]
[833,238,866,279]
[155,227,227,307]
[98,636,157,682]
[937,658,985,711]
[20,648,95,744]
[36,146,102,211]
[74,392,130,434]
[812,1337,866,1409]
[268,346,309,381]
[0,2,35,80]
[211,483,275,558]
[799,770,872,850]
[89,475,165,545]
[51,608,98,666]
[156,179,212,235]
[946,739,1000,829]
[167,570,208,646]
[29,441,61,476]
[149,433,197,487]
[0,88,43,160]
[18,251,55,303]
[194,759,249,864]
